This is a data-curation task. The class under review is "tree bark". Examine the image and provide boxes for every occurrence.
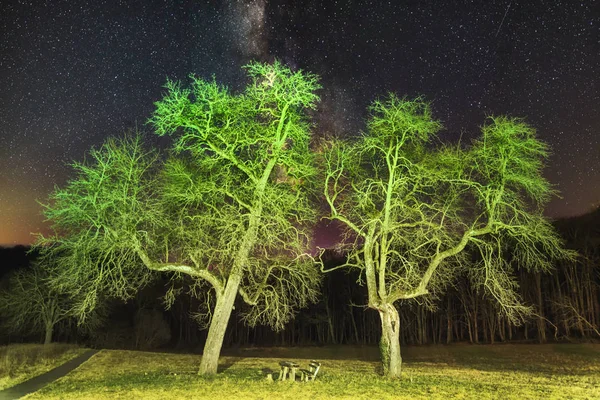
[198,272,242,375]
[349,306,360,344]
[44,322,53,345]
[378,303,402,377]
[535,272,547,343]
[446,297,453,344]
[324,294,337,344]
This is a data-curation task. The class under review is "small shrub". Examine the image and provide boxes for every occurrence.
[90,321,133,349]
[134,309,171,350]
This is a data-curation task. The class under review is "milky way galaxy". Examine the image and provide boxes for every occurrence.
[0,0,598,246]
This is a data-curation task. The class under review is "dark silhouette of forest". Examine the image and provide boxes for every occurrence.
[0,245,31,278]
[1,208,598,350]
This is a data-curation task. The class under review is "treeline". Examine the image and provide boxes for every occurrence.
[213,234,599,348]
[1,208,598,350]
[100,254,600,350]
[181,209,599,348]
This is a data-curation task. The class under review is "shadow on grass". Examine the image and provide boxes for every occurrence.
[401,343,600,376]
[24,345,600,400]
[220,343,600,376]
[217,357,246,373]
[222,345,381,361]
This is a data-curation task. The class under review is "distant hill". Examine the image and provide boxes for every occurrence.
[0,245,32,278]
[554,206,600,248]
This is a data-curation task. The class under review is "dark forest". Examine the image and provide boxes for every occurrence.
[2,207,598,350]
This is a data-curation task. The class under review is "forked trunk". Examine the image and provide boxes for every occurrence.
[378,303,402,377]
[198,272,242,375]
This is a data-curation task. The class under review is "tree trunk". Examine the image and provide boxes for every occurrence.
[198,272,242,375]
[445,297,453,344]
[378,303,402,377]
[554,271,570,337]
[535,272,546,343]
[498,315,505,342]
[324,294,337,344]
[473,298,479,344]
[446,310,452,344]
[44,322,53,345]
[349,306,360,344]
[466,311,474,343]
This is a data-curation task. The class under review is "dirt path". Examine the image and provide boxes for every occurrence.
[0,349,99,400]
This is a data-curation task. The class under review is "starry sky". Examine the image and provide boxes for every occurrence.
[0,0,598,246]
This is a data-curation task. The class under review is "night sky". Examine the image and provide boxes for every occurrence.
[0,0,598,246]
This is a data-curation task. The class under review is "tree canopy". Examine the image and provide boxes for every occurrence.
[36,61,322,374]
[0,262,82,345]
[323,94,574,376]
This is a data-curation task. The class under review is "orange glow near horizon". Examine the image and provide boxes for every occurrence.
[0,187,49,247]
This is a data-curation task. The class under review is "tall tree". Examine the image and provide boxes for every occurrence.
[322,95,574,377]
[0,263,73,345]
[37,61,321,374]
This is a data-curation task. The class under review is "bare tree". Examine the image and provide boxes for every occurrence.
[37,61,322,375]
[322,95,574,377]
[0,263,73,345]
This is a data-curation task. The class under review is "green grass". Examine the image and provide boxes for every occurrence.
[0,343,87,390]
[23,344,600,399]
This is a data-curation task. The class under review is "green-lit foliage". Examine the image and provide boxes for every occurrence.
[149,60,321,330]
[37,61,322,375]
[323,95,575,376]
[38,135,159,318]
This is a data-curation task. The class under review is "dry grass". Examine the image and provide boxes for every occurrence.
[0,343,86,390]
[23,344,600,399]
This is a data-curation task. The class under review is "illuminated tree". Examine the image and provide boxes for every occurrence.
[37,61,322,374]
[0,263,72,345]
[323,95,574,377]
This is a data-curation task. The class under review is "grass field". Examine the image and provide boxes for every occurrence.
[23,343,600,399]
[0,343,87,390]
